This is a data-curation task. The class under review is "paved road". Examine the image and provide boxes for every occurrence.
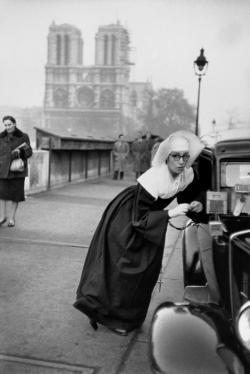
[0,177,185,374]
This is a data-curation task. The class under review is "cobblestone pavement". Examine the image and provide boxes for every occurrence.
[0,177,185,374]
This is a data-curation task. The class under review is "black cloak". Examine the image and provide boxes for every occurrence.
[73,176,199,332]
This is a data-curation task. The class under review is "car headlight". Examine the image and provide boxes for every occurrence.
[236,301,250,351]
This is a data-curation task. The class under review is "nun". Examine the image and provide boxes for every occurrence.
[73,131,205,336]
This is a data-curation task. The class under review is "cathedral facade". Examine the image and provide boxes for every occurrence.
[44,21,151,137]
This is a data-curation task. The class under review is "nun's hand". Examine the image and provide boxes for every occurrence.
[168,203,190,218]
[189,201,203,213]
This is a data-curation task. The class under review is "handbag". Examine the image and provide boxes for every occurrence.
[10,156,25,172]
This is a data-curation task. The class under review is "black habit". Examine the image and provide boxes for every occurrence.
[73,174,199,332]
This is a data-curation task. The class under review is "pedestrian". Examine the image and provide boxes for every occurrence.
[112,134,129,180]
[131,132,141,179]
[0,115,33,227]
[145,130,155,165]
[131,132,150,178]
[73,130,204,336]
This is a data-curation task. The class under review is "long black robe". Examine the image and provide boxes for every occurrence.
[73,176,200,331]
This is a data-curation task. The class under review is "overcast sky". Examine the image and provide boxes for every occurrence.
[0,0,250,135]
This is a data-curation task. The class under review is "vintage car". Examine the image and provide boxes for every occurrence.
[149,137,250,373]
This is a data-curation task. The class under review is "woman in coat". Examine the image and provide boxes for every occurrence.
[73,131,204,336]
[0,115,33,227]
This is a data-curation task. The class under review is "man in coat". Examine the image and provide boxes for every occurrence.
[112,134,129,180]
[132,132,151,179]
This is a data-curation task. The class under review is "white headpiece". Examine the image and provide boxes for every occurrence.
[168,136,189,153]
[152,130,205,168]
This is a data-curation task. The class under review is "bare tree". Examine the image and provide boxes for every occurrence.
[140,88,195,137]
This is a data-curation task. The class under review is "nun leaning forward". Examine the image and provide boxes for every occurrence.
[73,131,205,336]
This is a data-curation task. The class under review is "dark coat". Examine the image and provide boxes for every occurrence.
[0,127,33,179]
[112,140,129,171]
[131,138,151,173]
[73,172,201,331]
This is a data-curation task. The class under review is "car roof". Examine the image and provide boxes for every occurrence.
[202,138,250,157]
[201,128,250,156]
[201,128,249,142]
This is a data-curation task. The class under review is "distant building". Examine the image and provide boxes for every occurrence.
[44,21,151,137]
[128,82,153,123]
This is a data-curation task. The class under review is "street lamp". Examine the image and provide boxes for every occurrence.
[193,48,208,136]
[212,118,216,133]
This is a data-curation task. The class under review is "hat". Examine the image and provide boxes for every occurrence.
[152,130,205,168]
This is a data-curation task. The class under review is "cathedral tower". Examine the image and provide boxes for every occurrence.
[47,21,83,66]
[44,21,133,136]
[95,21,130,67]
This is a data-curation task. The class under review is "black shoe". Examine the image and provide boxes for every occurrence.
[8,220,15,227]
[108,327,128,336]
[89,318,98,331]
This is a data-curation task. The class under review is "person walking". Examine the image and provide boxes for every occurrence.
[0,115,33,227]
[131,132,150,179]
[73,130,204,336]
[131,132,141,179]
[112,134,129,180]
[144,131,154,168]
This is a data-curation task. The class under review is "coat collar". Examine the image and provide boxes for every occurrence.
[0,127,23,138]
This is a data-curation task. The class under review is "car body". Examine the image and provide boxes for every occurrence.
[150,137,250,373]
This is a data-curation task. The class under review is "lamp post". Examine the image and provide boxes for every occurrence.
[193,48,208,136]
[212,118,216,133]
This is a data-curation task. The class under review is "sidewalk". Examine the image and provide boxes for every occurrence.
[0,177,184,374]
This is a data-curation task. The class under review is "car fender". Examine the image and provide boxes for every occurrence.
[149,302,245,374]
[183,222,205,285]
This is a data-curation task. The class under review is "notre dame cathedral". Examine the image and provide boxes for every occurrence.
[44,21,151,137]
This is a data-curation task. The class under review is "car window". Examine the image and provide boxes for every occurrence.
[221,162,250,187]
[221,161,250,215]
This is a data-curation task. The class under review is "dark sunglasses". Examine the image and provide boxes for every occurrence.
[169,153,190,162]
